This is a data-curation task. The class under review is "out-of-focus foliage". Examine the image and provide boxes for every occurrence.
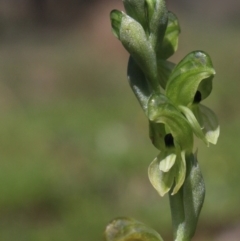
[0,1,240,241]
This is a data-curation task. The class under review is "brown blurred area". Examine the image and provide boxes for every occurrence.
[0,0,239,39]
[0,0,239,26]
[0,0,239,61]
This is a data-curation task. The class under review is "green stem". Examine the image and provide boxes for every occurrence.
[169,189,191,241]
[169,153,205,241]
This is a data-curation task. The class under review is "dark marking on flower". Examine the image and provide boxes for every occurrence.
[164,133,174,148]
[193,90,202,103]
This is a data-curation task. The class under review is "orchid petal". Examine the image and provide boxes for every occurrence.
[158,150,177,172]
[178,105,208,146]
[199,104,220,144]
[171,151,186,195]
[148,156,175,196]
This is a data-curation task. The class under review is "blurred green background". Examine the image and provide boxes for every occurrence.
[0,0,240,240]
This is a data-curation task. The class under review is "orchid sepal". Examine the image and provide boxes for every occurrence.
[197,104,220,145]
[166,51,215,107]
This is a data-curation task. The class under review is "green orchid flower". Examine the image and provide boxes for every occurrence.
[165,51,220,145]
[127,56,196,197]
[147,93,194,196]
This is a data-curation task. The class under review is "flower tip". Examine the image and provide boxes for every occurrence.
[110,10,123,39]
[159,189,169,197]
[206,125,220,145]
[171,186,181,195]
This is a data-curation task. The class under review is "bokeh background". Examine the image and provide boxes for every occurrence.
[0,0,240,240]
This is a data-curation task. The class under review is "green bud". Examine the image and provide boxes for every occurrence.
[159,11,181,59]
[104,217,164,241]
[123,0,168,45]
[145,0,156,21]
[110,10,123,39]
[148,0,168,52]
[110,11,159,90]
[123,0,148,33]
